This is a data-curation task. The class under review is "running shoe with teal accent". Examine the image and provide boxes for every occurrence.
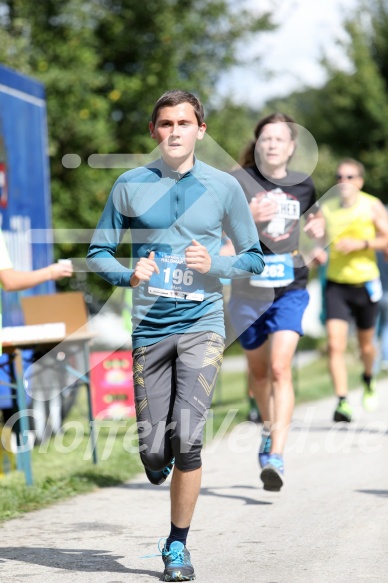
[258,432,271,468]
[145,458,175,486]
[361,375,378,412]
[162,540,195,581]
[333,399,352,423]
[260,453,284,492]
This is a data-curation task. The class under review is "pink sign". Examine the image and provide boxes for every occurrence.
[90,351,135,419]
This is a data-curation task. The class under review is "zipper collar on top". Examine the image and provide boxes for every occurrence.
[157,156,199,180]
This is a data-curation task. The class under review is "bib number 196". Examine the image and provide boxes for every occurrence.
[164,267,194,287]
[148,252,204,301]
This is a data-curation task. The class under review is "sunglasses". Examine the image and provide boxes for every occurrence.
[335,174,359,180]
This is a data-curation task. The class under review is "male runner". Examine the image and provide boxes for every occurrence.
[321,158,388,422]
[87,90,264,581]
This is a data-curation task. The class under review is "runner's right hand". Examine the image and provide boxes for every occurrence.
[130,251,160,287]
[249,196,278,222]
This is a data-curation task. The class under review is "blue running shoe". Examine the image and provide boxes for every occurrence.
[162,540,195,581]
[258,432,271,468]
[260,454,284,492]
[145,458,175,486]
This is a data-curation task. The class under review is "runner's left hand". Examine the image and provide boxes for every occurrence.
[185,239,211,273]
[304,213,325,239]
[335,238,366,254]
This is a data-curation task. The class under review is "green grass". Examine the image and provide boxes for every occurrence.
[209,346,365,435]
[0,394,142,521]
[223,339,244,357]
[294,348,365,404]
[0,344,366,522]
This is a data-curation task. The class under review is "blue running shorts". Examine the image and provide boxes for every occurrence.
[228,289,309,350]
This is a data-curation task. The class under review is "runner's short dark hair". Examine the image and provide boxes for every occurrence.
[151,90,205,126]
[337,158,365,178]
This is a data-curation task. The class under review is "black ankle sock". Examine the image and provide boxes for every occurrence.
[339,396,347,403]
[166,522,190,550]
[362,373,372,385]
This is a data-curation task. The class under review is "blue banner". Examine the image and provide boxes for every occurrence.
[0,64,54,325]
[0,65,54,407]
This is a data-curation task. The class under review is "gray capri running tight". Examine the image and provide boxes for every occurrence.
[132,331,224,472]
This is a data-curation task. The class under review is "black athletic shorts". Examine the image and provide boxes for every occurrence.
[132,331,225,472]
[325,280,379,330]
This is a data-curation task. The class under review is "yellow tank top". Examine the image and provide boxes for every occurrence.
[322,191,379,284]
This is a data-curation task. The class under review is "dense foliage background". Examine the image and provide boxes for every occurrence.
[2,0,388,300]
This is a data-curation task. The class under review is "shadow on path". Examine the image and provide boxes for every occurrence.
[119,482,272,506]
[289,424,388,435]
[356,489,388,498]
[0,547,161,579]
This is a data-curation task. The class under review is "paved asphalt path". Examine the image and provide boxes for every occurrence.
[1,378,387,583]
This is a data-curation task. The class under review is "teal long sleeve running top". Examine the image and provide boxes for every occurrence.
[87,158,264,348]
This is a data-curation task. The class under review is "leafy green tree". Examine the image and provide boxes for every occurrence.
[273,0,388,200]
[93,0,274,153]
[0,0,274,299]
[203,101,259,168]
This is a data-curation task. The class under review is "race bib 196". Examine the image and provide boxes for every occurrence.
[250,253,295,288]
[148,252,204,301]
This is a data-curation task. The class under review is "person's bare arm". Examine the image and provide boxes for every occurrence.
[370,199,388,250]
[0,262,73,292]
[335,199,388,254]
[302,207,327,266]
[303,209,325,240]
